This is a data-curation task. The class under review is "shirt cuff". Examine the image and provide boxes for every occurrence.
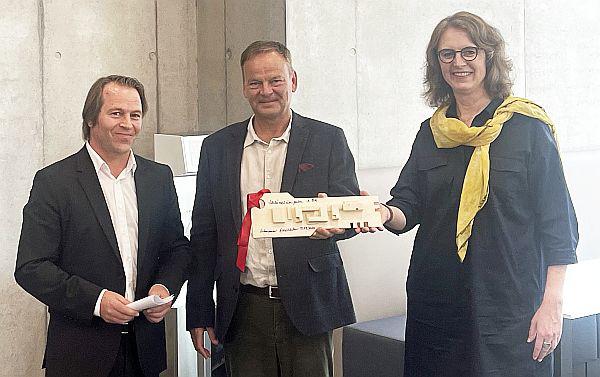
[93,289,107,317]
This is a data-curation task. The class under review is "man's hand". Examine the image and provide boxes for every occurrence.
[189,327,219,359]
[143,284,172,323]
[354,190,384,234]
[100,291,139,324]
[527,296,563,362]
[309,193,346,239]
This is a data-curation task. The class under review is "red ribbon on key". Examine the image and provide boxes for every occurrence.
[236,188,271,271]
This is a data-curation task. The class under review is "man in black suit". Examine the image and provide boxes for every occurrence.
[15,75,190,377]
[186,41,360,377]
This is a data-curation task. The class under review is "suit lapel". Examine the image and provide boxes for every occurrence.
[134,158,151,269]
[281,112,309,193]
[226,122,247,231]
[76,147,121,262]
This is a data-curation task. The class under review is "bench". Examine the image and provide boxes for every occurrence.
[343,314,407,377]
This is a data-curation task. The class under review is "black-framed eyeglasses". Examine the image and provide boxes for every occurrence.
[437,46,481,63]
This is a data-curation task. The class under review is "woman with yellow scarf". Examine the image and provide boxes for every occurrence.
[378,11,578,377]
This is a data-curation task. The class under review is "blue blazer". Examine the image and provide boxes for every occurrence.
[186,111,359,340]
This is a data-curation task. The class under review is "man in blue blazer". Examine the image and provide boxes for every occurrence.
[15,75,191,377]
[186,41,359,377]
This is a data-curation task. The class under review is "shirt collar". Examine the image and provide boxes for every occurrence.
[446,97,504,126]
[481,97,503,119]
[243,114,292,148]
[85,142,137,177]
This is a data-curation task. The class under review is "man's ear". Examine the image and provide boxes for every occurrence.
[291,70,298,93]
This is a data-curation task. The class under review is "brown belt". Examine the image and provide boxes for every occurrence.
[240,284,281,299]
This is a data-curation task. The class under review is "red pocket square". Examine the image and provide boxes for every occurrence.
[298,163,314,172]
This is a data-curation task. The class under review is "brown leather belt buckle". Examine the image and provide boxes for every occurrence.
[268,286,281,300]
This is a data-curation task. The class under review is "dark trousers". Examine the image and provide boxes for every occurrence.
[108,332,146,377]
[224,291,333,377]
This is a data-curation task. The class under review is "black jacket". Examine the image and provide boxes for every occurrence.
[15,147,191,377]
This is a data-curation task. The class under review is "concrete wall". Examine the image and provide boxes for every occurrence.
[288,0,526,170]
[196,0,286,133]
[157,0,199,136]
[197,0,227,133]
[524,0,600,152]
[42,0,159,161]
[0,2,46,376]
[224,0,286,124]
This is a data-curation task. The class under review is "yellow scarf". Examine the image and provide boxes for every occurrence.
[429,96,557,262]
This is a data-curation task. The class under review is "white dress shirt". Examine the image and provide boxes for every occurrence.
[239,116,291,287]
[86,143,139,316]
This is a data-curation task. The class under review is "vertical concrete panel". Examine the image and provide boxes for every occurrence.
[524,0,600,151]
[286,0,359,159]
[157,0,199,135]
[42,0,158,161]
[197,0,226,134]
[224,0,286,124]
[0,0,46,376]
[355,0,525,168]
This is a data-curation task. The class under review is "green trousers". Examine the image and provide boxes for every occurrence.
[223,291,333,377]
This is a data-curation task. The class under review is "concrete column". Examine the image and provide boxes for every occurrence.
[197,0,227,134]
[224,0,286,124]
[0,0,46,376]
[196,0,286,133]
[157,0,200,136]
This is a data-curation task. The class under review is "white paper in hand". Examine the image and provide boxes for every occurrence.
[127,295,174,311]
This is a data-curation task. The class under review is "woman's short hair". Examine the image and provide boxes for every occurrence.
[81,75,147,140]
[423,11,513,107]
